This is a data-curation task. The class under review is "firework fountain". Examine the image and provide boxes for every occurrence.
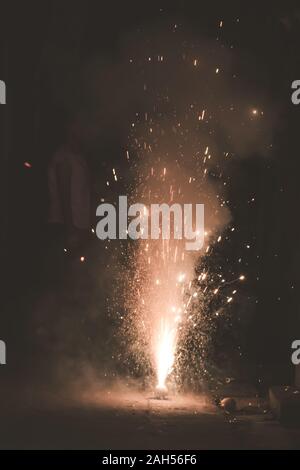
[119,139,232,395]
[105,24,273,396]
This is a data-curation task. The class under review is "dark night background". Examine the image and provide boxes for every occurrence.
[0,0,300,392]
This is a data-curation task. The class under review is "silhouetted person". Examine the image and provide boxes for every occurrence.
[46,119,92,283]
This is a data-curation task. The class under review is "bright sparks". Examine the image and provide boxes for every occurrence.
[155,318,177,390]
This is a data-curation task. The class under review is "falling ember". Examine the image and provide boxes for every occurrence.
[199,109,205,120]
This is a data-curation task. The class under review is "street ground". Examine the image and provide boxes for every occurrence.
[0,377,299,449]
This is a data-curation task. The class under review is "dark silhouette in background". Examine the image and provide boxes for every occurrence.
[46,117,92,288]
